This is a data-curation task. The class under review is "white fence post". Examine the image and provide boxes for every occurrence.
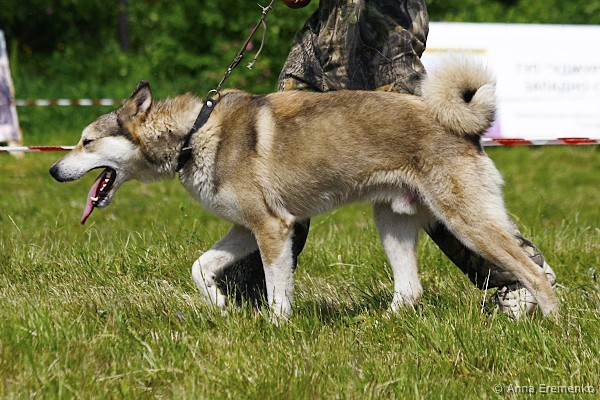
[0,30,22,146]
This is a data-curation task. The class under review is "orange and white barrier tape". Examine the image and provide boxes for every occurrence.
[1,138,598,153]
[5,100,600,146]
[0,146,75,152]
[2,99,600,151]
[13,99,120,107]
[481,137,599,146]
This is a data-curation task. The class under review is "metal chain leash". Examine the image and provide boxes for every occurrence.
[208,0,276,100]
[176,1,277,172]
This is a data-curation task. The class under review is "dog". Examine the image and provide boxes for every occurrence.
[49,59,558,321]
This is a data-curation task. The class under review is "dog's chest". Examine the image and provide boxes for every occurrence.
[180,163,245,225]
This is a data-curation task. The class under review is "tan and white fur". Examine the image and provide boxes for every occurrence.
[49,59,558,321]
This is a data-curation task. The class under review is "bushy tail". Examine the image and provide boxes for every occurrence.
[421,58,496,137]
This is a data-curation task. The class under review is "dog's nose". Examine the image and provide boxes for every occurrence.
[49,163,62,181]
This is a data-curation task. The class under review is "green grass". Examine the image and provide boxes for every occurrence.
[1,124,599,398]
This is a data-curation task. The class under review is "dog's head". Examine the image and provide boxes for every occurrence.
[49,81,158,224]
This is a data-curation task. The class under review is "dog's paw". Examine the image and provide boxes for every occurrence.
[191,260,228,309]
[269,301,292,325]
[389,291,420,313]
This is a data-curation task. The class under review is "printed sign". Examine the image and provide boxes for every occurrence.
[422,22,600,139]
[0,30,21,144]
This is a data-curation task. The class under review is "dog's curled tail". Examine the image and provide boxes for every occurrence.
[421,58,496,137]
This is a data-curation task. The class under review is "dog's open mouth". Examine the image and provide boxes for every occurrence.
[81,167,116,225]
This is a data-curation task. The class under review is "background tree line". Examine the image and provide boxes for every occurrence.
[1,0,599,98]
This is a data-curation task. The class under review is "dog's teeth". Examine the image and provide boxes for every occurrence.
[90,196,99,202]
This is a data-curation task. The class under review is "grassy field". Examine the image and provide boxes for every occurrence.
[0,109,598,398]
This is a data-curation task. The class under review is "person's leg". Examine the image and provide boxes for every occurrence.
[426,221,556,317]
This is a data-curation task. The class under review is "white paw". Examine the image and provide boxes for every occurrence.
[389,291,420,313]
[270,299,292,324]
[191,260,227,309]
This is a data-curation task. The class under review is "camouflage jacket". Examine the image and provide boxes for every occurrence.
[278,0,429,94]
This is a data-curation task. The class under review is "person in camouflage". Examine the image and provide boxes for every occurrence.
[278,0,428,94]
[218,0,556,317]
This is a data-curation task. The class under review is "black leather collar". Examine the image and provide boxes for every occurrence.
[176,98,217,172]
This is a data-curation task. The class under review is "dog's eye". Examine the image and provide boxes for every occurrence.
[82,139,94,147]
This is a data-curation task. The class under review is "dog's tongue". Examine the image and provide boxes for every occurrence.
[81,169,108,225]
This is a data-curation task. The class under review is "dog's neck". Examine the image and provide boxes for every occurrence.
[138,93,204,176]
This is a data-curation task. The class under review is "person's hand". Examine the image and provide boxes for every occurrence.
[281,0,311,9]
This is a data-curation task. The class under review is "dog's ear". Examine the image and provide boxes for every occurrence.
[121,80,152,119]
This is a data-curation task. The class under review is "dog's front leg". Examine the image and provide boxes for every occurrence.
[192,224,258,309]
[253,218,295,322]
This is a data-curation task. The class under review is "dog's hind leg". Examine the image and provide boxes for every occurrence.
[373,203,425,311]
[192,224,258,309]
[459,225,558,317]
[420,164,559,317]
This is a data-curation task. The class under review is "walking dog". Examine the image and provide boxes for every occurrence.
[50,59,558,320]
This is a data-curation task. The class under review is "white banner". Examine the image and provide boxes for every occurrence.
[422,22,600,140]
[0,30,21,144]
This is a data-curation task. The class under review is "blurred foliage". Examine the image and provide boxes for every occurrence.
[1,0,600,98]
[1,0,316,97]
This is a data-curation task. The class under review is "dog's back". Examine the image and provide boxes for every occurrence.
[205,59,496,219]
